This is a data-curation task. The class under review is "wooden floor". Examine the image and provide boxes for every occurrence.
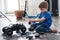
[0,15,60,40]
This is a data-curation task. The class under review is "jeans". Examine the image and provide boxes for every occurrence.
[30,22,51,33]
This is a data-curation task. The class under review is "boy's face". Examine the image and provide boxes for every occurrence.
[40,8,47,13]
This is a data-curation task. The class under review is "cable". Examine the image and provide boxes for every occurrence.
[0,11,11,22]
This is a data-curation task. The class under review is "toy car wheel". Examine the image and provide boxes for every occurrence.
[21,27,26,33]
[7,29,13,36]
[2,27,9,32]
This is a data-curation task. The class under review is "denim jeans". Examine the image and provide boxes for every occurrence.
[30,22,51,33]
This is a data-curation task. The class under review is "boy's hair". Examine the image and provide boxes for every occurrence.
[39,1,48,9]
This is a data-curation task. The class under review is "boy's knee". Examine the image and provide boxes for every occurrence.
[36,29,39,33]
[36,27,42,33]
[36,26,50,33]
[30,23,37,28]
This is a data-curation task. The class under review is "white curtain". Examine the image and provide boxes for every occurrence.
[20,0,44,16]
[27,0,44,16]
[20,0,25,10]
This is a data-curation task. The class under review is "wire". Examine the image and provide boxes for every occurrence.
[0,11,11,22]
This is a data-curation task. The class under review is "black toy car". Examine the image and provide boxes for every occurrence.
[2,24,26,36]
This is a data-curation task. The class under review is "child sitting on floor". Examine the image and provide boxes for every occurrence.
[29,1,57,33]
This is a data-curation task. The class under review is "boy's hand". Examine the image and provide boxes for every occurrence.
[29,19,35,22]
[28,22,31,24]
[28,19,32,24]
[28,19,35,24]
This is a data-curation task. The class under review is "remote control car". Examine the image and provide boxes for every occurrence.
[2,24,26,36]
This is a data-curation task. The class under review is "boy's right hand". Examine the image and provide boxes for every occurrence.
[28,19,33,24]
[28,21,31,24]
[28,19,35,24]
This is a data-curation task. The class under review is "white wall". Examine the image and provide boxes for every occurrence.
[6,0,18,12]
[0,1,1,10]
[0,0,19,13]
[0,0,2,11]
[0,0,6,13]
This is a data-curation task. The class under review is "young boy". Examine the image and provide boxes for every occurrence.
[29,1,56,33]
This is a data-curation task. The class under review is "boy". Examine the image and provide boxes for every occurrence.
[29,1,57,33]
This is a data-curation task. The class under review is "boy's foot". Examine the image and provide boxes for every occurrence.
[51,29,57,33]
[28,27,34,31]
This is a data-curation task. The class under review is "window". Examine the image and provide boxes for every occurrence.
[6,0,19,13]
